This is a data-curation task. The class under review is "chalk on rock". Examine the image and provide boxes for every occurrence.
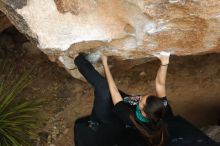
[160,51,171,56]
[85,51,102,64]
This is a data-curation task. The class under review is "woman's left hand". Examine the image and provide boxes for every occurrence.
[153,51,170,65]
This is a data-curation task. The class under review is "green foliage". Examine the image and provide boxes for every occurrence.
[0,61,41,146]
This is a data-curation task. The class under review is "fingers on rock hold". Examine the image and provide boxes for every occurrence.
[153,51,171,57]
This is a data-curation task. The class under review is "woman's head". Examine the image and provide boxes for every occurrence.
[140,95,165,122]
[130,95,167,146]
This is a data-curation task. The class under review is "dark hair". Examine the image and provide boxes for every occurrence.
[129,95,168,146]
[144,96,165,122]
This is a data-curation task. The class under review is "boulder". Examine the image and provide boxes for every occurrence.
[202,126,220,143]
[0,0,219,79]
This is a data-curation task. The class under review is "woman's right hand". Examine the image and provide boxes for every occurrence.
[101,55,108,65]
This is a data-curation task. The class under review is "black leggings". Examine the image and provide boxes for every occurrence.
[74,54,128,124]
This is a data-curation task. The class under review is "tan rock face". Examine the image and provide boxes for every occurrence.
[0,0,219,79]
[0,11,12,32]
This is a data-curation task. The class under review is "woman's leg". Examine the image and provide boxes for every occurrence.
[74,54,114,124]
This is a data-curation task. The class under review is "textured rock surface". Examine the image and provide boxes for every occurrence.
[0,11,12,32]
[0,0,220,79]
[202,126,220,142]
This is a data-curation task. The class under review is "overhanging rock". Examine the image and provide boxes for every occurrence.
[0,0,219,79]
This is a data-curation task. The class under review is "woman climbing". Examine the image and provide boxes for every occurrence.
[74,52,173,146]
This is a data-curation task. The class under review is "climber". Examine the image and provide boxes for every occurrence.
[74,52,173,146]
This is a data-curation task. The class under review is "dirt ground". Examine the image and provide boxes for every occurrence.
[0,28,220,146]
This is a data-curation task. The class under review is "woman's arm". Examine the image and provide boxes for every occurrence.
[101,56,123,105]
[154,52,170,98]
